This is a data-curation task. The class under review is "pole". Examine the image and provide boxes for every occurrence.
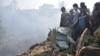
[75,28,88,56]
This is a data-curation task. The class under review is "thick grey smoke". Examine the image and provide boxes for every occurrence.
[0,4,60,56]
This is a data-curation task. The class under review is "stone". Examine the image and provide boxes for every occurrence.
[94,27,100,38]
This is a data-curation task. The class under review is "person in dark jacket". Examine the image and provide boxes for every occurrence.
[60,7,71,27]
[78,2,90,35]
[90,2,100,35]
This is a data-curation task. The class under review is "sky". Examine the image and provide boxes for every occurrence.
[0,0,100,11]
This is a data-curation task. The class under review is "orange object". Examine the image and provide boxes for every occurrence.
[75,52,79,56]
[75,50,79,56]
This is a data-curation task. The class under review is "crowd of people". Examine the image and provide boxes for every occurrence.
[52,2,100,55]
[60,2,91,41]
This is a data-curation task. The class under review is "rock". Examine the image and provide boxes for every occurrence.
[94,27,100,38]
[17,40,52,56]
[79,46,100,56]
[16,28,70,56]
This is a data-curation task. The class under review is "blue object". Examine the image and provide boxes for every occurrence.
[78,18,86,28]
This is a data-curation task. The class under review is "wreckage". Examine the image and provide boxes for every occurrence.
[17,2,100,56]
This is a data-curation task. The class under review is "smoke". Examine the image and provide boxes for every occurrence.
[0,4,60,56]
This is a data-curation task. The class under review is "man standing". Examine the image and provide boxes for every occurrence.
[78,2,90,35]
[60,7,71,27]
[70,3,80,41]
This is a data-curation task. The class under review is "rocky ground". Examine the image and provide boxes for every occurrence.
[16,28,54,56]
[17,27,100,56]
[17,39,52,56]
[16,29,74,56]
[17,39,73,56]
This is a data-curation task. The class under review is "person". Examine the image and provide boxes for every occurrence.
[90,2,100,35]
[80,2,90,15]
[70,3,80,41]
[60,7,71,27]
[78,2,90,35]
[80,2,90,28]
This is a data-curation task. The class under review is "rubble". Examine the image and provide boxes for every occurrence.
[94,27,100,38]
